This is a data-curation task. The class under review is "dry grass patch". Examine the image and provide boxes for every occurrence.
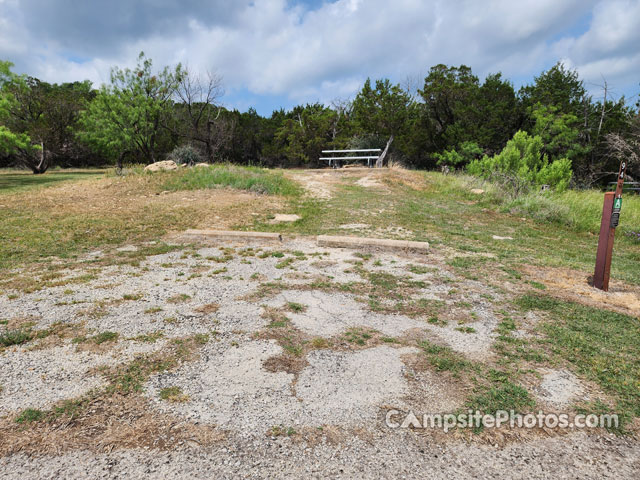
[159,386,190,403]
[0,170,285,271]
[263,353,309,376]
[521,264,640,318]
[193,302,220,314]
[0,332,217,455]
[0,394,221,456]
[167,293,192,304]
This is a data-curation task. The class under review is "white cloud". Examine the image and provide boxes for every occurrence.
[1,0,638,110]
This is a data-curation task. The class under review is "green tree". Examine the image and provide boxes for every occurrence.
[352,78,412,138]
[473,73,521,154]
[530,103,589,164]
[467,130,572,193]
[0,61,38,165]
[520,62,586,116]
[272,103,337,165]
[78,52,184,166]
[434,141,483,169]
[351,78,417,162]
[419,65,479,151]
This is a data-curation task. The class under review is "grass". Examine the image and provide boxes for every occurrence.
[10,333,209,429]
[159,164,301,196]
[419,340,471,374]
[286,301,306,313]
[0,328,32,347]
[252,171,640,285]
[2,168,639,285]
[15,408,45,424]
[0,168,105,194]
[466,371,535,417]
[72,331,119,345]
[419,339,537,427]
[517,294,640,426]
[0,164,294,271]
[159,386,189,403]
[167,293,191,303]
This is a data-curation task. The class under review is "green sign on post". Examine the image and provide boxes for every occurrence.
[614,198,622,209]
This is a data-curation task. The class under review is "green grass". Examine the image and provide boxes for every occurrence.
[286,301,306,313]
[0,328,33,347]
[15,408,45,424]
[253,171,640,285]
[506,188,640,234]
[466,371,535,417]
[159,386,189,402]
[91,331,119,344]
[419,340,471,374]
[159,164,301,196]
[518,294,640,425]
[5,168,637,285]
[0,168,105,194]
[72,331,119,345]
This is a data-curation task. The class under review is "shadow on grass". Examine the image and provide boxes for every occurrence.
[0,170,105,194]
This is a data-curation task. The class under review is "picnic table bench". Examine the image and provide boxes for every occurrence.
[319,149,382,168]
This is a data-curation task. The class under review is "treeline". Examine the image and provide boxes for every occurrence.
[1,53,638,186]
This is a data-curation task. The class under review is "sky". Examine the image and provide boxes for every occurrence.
[0,0,638,116]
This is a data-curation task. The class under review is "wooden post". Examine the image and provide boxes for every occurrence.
[593,160,626,291]
[376,136,394,168]
[594,192,615,290]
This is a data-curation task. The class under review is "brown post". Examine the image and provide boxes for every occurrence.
[594,192,615,290]
[593,160,626,291]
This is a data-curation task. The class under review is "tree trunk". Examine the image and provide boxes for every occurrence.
[31,141,49,174]
[376,135,394,168]
[116,150,130,174]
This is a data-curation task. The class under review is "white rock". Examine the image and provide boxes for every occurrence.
[144,160,178,172]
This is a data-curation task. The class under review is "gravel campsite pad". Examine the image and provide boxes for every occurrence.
[1,237,638,478]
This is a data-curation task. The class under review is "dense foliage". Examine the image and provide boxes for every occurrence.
[467,130,573,194]
[0,54,638,186]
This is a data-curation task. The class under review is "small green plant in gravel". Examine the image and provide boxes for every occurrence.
[286,302,306,313]
[0,328,33,347]
[167,293,191,303]
[427,316,447,326]
[419,340,472,374]
[73,331,119,345]
[344,328,373,346]
[122,293,143,301]
[92,331,119,344]
[455,326,476,334]
[311,337,329,348]
[270,425,297,437]
[159,386,190,403]
[15,408,45,424]
[275,257,295,269]
[407,264,434,274]
[130,332,164,343]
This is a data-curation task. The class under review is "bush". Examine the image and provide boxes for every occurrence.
[434,141,482,169]
[467,131,572,195]
[167,144,204,166]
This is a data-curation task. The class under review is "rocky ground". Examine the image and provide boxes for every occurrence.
[1,229,638,478]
